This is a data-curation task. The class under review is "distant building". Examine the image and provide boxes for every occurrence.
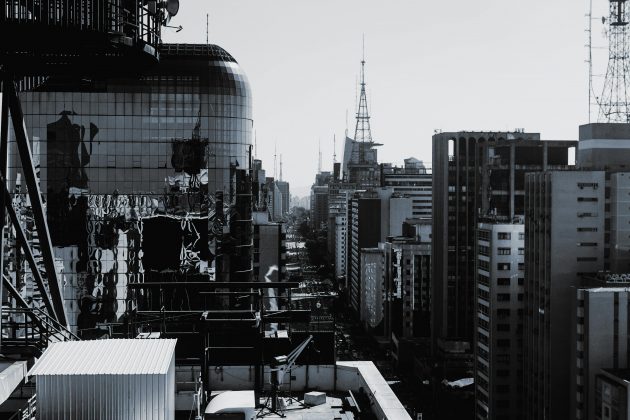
[382,158,432,219]
[475,222,524,420]
[342,137,382,187]
[327,182,356,280]
[276,181,290,215]
[349,192,382,312]
[310,185,329,230]
[361,248,386,331]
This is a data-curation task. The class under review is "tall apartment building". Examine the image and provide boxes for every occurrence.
[382,157,432,219]
[310,185,329,230]
[432,131,576,355]
[524,170,605,420]
[523,123,630,420]
[310,171,332,230]
[327,182,356,280]
[348,192,382,312]
[475,222,524,420]
[276,180,290,216]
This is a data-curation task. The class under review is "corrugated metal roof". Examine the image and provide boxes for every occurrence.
[29,339,177,376]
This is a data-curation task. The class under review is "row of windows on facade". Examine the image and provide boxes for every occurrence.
[478,289,524,302]
[478,231,525,241]
[478,333,519,349]
[478,305,524,318]
[478,276,525,286]
[478,261,525,271]
[478,318,524,333]
[478,246,525,256]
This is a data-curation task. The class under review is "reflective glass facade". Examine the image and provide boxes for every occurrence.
[7,44,253,334]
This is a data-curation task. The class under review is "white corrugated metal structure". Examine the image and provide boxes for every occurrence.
[29,339,177,420]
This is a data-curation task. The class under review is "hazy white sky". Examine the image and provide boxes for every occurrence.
[164,0,598,194]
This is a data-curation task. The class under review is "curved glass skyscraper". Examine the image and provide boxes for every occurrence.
[7,44,253,334]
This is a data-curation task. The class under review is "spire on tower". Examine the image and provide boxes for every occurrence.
[333,134,337,163]
[354,34,373,144]
[274,142,277,179]
[279,154,283,181]
[318,138,322,173]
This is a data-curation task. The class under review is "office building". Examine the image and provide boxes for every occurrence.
[276,180,290,216]
[522,123,630,420]
[572,286,630,420]
[327,182,356,280]
[348,188,414,315]
[595,369,630,420]
[432,131,576,356]
[382,158,432,219]
[348,191,382,312]
[524,170,605,420]
[7,43,253,333]
[475,222,524,420]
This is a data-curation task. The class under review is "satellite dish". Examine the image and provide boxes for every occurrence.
[165,0,179,17]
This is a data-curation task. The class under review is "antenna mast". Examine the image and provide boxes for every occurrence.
[587,0,594,123]
[254,130,258,158]
[274,142,277,179]
[598,0,630,122]
[318,138,322,173]
[354,35,373,163]
[279,154,283,181]
[333,134,337,163]
[206,13,209,45]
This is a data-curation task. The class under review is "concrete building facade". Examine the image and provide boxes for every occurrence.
[524,170,605,420]
[572,287,630,420]
[432,131,576,358]
[382,158,432,219]
[475,222,524,420]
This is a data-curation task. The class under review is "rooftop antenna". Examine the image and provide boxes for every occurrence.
[333,134,337,163]
[345,109,349,138]
[254,130,258,158]
[279,154,283,181]
[318,138,322,173]
[598,0,630,122]
[274,142,278,179]
[587,0,594,123]
[206,13,209,45]
[354,35,372,143]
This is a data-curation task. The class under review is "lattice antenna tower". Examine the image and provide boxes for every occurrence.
[598,0,630,122]
[354,35,373,164]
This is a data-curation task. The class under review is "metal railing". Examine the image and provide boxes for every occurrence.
[0,0,163,50]
[2,306,79,354]
[7,394,36,420]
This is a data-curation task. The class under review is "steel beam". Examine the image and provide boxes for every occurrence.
[3,183,56,319]
[3,274,29,310]
[0,80,7,349]
[127,281,299,289]
[5,80,66,326]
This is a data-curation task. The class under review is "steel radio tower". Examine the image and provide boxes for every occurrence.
[354,37,373,144]
[598,0,630,122]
